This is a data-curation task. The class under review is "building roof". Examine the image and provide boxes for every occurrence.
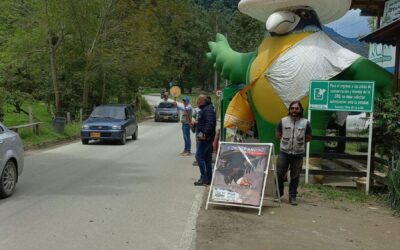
[351,0,387,16]
[360,19,400,45]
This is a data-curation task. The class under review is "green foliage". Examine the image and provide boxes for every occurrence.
[134,95,153,121]
[2,101,80,148]
[373,95,400,212]
[387,158,400,213]
[373,95,400,158]
[0,0,262,113]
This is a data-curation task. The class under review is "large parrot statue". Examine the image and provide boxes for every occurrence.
[207,0,393,152]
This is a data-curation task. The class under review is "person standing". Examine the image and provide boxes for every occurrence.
[178,96,193,156]
[275,101,312,205]
[193,95,216,186]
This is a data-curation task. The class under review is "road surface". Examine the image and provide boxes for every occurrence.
[0,101,204,250]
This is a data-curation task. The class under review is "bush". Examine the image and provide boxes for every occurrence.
[374,95,400,156]
[374,95,400,212]
[134,95,152,121]
[387,157,400,213]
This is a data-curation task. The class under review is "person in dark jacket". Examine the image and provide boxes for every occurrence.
[193,94,216,186]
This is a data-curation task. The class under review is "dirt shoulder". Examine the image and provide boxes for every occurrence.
[196,186,400,250]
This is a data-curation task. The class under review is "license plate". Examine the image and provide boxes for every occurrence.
[91,132,101,138]
[163,116,169,119]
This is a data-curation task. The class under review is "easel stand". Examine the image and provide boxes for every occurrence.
[206,142,280,215]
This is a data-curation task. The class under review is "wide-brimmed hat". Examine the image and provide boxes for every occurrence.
[238,0,351,24]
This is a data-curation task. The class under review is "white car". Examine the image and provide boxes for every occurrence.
[346,112,370,133]
[0,122,24,198]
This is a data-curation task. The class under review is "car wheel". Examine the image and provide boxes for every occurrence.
[0,160,17,198]
[81,139,89,145]
[120,130,127,145]
[155,116,158,122]
[132,126,138,140]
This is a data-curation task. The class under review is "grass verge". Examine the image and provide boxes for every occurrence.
[2,98,152,150]
[302,183,372,203]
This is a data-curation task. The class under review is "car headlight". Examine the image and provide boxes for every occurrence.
[81,124,89,129]
[112,125,122,130]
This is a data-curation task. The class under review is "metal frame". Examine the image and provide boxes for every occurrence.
[263,146,281,207]
[205,142,278,215]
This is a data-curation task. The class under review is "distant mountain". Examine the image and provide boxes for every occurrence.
[323,26,369,57]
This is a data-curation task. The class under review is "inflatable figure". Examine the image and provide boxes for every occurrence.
[207,0,393,151]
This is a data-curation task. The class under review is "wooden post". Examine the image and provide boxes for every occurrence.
[66,112,71,125]
[369,141,376,193]
[50,105,55,118]
[80,108,83,124]
[28,105,35,134]
[28,105,33,123]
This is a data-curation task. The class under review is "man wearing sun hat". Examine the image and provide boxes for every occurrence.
[178,96,193,156]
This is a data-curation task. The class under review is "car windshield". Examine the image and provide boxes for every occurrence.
[90,106,125,119]
[158,102,175,109]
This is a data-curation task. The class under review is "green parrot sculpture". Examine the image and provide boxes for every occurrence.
[207,2,393,152]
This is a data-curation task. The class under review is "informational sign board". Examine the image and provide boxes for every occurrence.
[307,80,375,194]
[368,0,399,73]
[309,80,374,112]
[206,142,276,215]
[382,0,400,26]
[369,43,395,72]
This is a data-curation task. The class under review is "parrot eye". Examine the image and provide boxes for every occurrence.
[300,11,311,19]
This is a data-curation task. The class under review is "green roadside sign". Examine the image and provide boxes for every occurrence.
[309,80,374,112]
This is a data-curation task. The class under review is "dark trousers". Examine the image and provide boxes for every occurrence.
[182,123,191,153]
[277,152,303,197]
[195,140,213,182]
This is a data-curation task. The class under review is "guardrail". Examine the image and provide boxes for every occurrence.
[9,122,42,135]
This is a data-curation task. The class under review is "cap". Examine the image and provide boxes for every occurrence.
[182,96,190,102]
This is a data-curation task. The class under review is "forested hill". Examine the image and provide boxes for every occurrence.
[195,0,240,9]
[0,0,263,117]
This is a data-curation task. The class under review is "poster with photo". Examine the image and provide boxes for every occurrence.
[211,142,271,207]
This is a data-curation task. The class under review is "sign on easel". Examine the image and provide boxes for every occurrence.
[205,142,278,215]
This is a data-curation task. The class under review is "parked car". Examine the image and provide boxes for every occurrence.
[80,104,138,145]
[154,101,179,122]
[0,122,24,198]
[346,112,370,133]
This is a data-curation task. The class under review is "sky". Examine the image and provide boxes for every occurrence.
[326,9,372,38]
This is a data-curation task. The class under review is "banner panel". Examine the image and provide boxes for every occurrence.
[211,143,271,206]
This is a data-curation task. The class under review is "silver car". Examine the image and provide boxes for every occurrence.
[0,122,24,198]
[154,101,179,122]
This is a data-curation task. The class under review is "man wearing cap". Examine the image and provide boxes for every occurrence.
[178,96,193,156]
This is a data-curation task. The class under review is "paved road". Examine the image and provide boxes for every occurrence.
[0,109,204,249]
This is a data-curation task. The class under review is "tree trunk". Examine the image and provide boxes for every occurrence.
[49,48,60,114]
[101,67,106,104]
[81,0,114,109]
[82,64,90,109]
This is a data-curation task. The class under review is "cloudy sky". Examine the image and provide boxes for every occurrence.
[326,9,371,38]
